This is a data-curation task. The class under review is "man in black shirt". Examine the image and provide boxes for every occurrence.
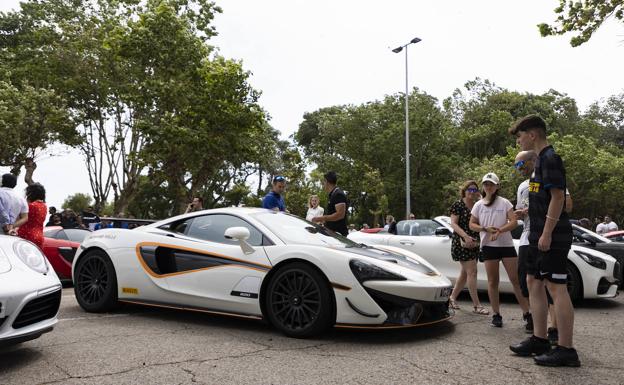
[311,171,348,236]
[508,115,579,367]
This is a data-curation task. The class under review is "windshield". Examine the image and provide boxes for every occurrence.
[573,224,610,243]
[396,220,441,236]
[251,212,360,247]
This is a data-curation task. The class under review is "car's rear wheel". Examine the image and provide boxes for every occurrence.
[566,262,582,302]
[74,250,118,312]
[265,262,334,338]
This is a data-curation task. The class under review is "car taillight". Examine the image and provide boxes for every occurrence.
[58,246,77,263]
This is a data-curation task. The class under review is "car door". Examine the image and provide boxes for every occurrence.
[387,220,455,280]
[139,214,272,315]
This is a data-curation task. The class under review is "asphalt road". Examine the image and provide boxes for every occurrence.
[2,289,624,385]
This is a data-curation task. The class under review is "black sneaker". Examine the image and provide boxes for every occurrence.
[523,312,533,333]
[534,346,580,367]
[510,335,551,356]
[491,313,503,327]
[547,327,559,345]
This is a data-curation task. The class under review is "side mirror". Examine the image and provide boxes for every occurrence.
[224,226,250,241]
[435,227,451,237]
[224,227,254,254]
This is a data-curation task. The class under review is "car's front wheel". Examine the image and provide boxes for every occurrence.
[74,250,118,312]
[566,262,582,302]
[265,262,334,338]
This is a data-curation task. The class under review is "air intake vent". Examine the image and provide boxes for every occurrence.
[12,289,62,329]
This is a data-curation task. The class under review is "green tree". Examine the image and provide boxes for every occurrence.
[539,0,624,46]
[62,193,93,213]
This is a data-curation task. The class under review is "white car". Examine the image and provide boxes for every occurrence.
[348,217,619,301]
[72,208,453,338]
[0,236,62,347]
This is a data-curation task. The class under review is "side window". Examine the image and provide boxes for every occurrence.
[186,215,263,246]
[56,230,69,241]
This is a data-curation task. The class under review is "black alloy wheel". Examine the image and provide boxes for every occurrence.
[265,262,334,338]
[74,250,118,312]
[566,262,582,302]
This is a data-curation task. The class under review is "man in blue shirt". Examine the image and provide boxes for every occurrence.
[262,176,286,212]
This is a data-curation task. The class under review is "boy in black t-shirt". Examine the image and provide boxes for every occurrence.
[311,171,348,236]
[508,115,580,367]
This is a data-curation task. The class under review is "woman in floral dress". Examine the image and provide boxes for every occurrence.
[448,180,488,315]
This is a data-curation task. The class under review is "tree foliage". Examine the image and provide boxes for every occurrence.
[539,0,624,46]
[62,192,93,213]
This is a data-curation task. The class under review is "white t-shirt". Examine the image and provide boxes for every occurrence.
[1,187,28,223]
[471,196,514,247]
[516,180,530,247]
[597,221,618,234]
[306,206,324,222]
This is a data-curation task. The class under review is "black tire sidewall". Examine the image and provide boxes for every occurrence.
[74,250,118,312]
[566,262,582,302]
[265,262,334,338]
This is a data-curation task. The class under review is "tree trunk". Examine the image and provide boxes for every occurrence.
[23,158,37,185]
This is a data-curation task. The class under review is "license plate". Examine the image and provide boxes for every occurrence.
[438,287,452,300]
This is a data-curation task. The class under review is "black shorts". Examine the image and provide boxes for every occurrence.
[526,246,569,284]
[481,246,517,261]
[518,245,529,298]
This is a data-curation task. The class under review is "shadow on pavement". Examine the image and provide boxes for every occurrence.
[0,346,44,372]
[113,303,456,344]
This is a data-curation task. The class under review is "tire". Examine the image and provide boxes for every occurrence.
[566,262,582,302]
[73,250,118,312]
[264,262,334,338]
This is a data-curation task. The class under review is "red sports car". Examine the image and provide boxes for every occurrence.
[42,227,91,280]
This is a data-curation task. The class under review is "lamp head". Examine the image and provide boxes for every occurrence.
[410,37,422,44]
[392,46,403,53]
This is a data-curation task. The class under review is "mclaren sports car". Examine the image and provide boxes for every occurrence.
[72,208,453,337]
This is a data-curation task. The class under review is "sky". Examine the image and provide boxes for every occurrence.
[1,0,624,210]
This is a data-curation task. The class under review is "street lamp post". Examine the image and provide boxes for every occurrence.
[392,37,421,219]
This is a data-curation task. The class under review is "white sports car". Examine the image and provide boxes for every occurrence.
[0,236,62,347]
[72,208,453,338]
[348,217,619,301]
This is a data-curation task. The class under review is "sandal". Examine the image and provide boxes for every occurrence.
[449,298,460,310]
[473,306,489,315]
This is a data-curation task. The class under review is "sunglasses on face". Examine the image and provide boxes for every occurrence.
[514,160,526,170]
[466,187,479,193]
[273,176,285,182]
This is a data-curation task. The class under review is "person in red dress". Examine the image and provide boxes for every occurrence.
[17,183,47,249]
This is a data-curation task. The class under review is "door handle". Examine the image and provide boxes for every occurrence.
[399,240,414,245]
[166,234,176,238]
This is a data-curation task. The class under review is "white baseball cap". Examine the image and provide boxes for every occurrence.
[482,172,500,185]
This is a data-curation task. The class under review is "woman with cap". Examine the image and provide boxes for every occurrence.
[469,172,530,328]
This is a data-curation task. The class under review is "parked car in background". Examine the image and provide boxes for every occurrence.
[0,235,62,346]
[42,227,91,280]
[569,224,624,286]
[349,217,620,301]
[359,227,387,234]
[605,230,624,243]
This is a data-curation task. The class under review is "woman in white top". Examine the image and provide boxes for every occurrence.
[305,195,324,222]
[469,173,529,328]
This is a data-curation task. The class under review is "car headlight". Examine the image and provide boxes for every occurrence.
[349,259,406,283]
[13,240,48,274]
[0,247,11,274]
[575,250,606,270]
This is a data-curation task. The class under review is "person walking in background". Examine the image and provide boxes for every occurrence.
[262,176,286,212]
[448,180,488,315]
[305,194,324,221]
[384,215,397,234]
[509,114,579,367]
[312,171,348,236]
[596,216,618,234]
[469,172,530,327]
[45,214,62,227]
[1,173,28,235]
[17,183,47,249]
[185,197,204,214]
[81,206,101,230]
